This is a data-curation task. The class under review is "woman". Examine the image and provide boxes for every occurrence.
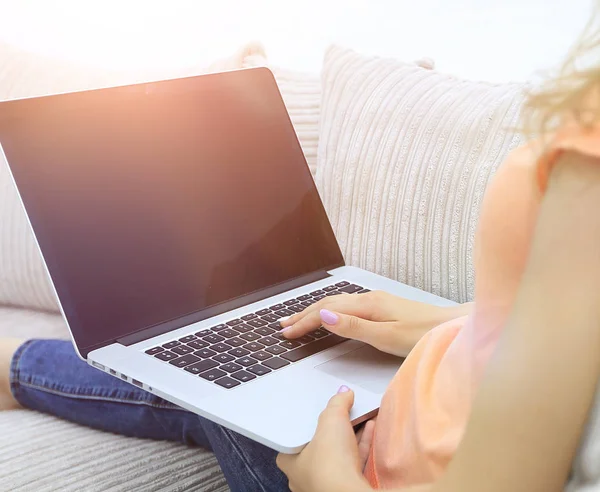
[1,5,600,491]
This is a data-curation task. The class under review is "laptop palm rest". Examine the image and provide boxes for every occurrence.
[315,345,404,394]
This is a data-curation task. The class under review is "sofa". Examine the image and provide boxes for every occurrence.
[0,41,528,491]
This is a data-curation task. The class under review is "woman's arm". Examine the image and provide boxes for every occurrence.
[411,150,600,492]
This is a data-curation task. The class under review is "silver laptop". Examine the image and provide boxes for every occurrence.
[0,68,454,453]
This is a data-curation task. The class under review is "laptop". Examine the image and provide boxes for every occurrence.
[0,67,454,453]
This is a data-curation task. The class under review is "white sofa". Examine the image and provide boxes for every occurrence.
[0,42,527,491]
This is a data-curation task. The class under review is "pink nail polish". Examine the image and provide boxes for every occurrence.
[337,385,350,393]
[279,326,292,333]
[320,309,339,325]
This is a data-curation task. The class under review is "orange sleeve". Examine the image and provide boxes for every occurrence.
[537,125,600,191]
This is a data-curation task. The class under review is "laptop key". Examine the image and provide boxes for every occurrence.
[240,332,261,342]
[219,328,240,338]
[247,364,272,376]
[221,362,243,373]
[284,299,299,306]
[259,336,279,346]
[296,335,315,344]
[265,345,287,355]
[170,354,201,368]
[233,323,253,334]
[256,309,271,316]
[326,291,341,296]
[145,347,164,355]
[231,370,256,383]
[210,343,231,353]
[250,350,273,362]
[184,359,218,375]
[203,334,225,344]
[236,356,256,367]
[310,290,324,296]
[241,313,258,321]
[179,335,197,343]
[288,304,304,313]
[314,295,326,301]
[247,319,267,328]
[243,342,265,352]
[187,340,209,350]
[261,314,280,323]
[339,284,362,294]
[280,340,302,350]
[194,348,217,359]
[224,337,246,348]
[311,329,329,339]
[212,324,229,332]
[262,357,290,370]
[195,329,213,337]
[171,345,194,356]
[213,353,235,364]
[154,351,178,361]
[298,294,311,301]
[269,303,285,311]
[301,301,313,308]
[255,327,275,337]
[269,322,283,330]
[163,341,181,349]
[214,377,241,389]
[275,309,294,317]
[357,288,371,293]
[271,332,286,341]
[335,281,350,287]
[226,319,243,326]
[228,347,250,358]
[323,285,337,292]
[280,335,346,363]
[200,368,227,382]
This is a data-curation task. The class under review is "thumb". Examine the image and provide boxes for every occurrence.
[325,385,355,415]
[319,309,404,355]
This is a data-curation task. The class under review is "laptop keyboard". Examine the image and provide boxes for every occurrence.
[144,281,370,389]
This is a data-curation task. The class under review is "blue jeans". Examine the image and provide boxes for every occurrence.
[10,339,289,492]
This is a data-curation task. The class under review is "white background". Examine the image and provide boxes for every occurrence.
[0,0,593,82]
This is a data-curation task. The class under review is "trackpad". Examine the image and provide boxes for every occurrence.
[315,345,404,394]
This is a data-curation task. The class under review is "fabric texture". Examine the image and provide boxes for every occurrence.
[364,128,600,489]
[316,46,526,303]
[0,42,265,313]
[9,339,287,492]
[0,307,229,491]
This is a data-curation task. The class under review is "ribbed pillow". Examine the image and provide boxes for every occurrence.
[0,42,265,313]
[317,46,526,303]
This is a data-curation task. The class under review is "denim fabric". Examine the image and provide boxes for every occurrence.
[10,339,289,492]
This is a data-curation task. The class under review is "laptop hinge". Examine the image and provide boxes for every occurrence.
[116,269,333,347]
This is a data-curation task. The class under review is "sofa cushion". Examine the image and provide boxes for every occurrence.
[0,410,228,492]
[317,46,527,303]
[0,42,265,313]
[0,306,69,339]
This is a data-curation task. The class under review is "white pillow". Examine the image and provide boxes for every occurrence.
[316,46,527,303]
[0,42,265,313]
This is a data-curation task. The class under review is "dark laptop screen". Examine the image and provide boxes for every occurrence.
[0,69,343,356]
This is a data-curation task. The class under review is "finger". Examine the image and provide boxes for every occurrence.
[357,420,376,469]
[318,385,355,427]
[281,293,375,338]
[319,309,408,356]
[276,452,294,475]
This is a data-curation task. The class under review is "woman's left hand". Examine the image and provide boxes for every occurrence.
[276,386,373,492]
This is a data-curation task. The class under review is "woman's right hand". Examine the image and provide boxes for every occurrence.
[280,291,471,357]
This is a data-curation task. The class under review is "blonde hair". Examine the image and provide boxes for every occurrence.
[523,3,600,137]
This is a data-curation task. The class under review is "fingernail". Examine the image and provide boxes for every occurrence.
[337,385,350,394]
[320,309,339,325]
[279,326,292,333]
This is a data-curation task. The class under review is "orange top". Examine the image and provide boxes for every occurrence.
[364,124,600,489]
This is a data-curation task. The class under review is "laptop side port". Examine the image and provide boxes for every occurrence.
[132,379,143,388]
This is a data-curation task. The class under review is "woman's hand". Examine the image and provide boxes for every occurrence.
[281,291,472,357]
[277,386,372,492]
